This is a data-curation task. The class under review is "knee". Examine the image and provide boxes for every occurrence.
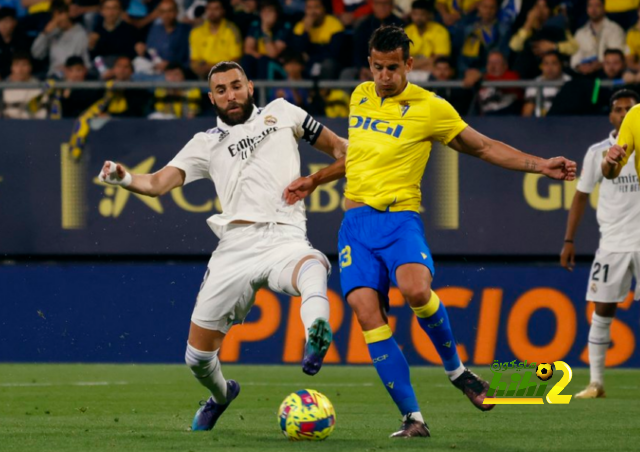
[348,297,385,331]
[400,284,431,307]
[185,344,219,377]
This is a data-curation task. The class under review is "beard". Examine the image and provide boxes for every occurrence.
[213,96,255,126]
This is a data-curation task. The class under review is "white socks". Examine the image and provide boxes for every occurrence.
[278,257,330,340]
[588,312,613,385]
[185,344,228,403]
[297,259,330,339]
[446,363,465,381]
[403,412,425,423]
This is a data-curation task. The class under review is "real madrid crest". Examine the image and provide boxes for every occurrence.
[264,115,278,126]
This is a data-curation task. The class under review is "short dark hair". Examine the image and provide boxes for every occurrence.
[259,0,281,13]
[65,56,85,68]
[433,56,452,67]
[165,62,186,74]
[0,7,17,20]
[50,0,70,14]
[208,61,247,82]
[369,25,413,61]
[411,0,434,12]
[604,48,625,61]
[540,50,561,63]
[610,89,640,110]
[11,51,32,65]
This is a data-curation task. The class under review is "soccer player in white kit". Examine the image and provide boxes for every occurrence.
[98,61,347,431]
[560,89,640,398]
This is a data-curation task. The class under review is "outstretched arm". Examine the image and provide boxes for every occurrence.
[312,125,348,160]
[99,161,185,197]
[283,126,348,205]
[447,126,577,180]
[283,157,345,205]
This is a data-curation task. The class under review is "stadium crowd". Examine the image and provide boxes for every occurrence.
[1,0,640,118]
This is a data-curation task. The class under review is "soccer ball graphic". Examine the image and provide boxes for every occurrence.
[277,389,336,441]
[536,363,554,381]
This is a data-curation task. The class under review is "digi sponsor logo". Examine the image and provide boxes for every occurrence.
[349,115,404,138]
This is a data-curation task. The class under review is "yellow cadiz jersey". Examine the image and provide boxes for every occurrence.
[615,103,640,176]
[345,82,467,212]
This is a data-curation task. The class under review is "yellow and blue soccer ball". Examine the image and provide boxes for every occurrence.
[277,389,336,441]
[536,363,554,381]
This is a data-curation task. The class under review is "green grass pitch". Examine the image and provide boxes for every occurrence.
[1,364,639,452]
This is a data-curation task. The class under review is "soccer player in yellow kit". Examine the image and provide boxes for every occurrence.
[602,103,640,179]
[285,25,577,438]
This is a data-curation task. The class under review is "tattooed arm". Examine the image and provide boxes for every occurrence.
[446,126,577,180]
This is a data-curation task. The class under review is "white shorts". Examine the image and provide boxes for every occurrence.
[586,249,640,303]
[191,223,329,333]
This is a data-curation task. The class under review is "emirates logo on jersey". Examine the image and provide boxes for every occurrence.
[227,127,278,160]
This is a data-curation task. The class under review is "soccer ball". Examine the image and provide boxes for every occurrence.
[277,389,336,441]
[536,363,554,381]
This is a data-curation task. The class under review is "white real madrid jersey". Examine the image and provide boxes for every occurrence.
[167,98,324,238]
[577,131,640,251]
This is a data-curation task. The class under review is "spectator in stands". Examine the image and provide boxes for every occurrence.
[625,5,640,72]
[69,0,100,31]
[143,0,190,71]
[234,0,259,37]
[473,50,522,114]
[0,8,27,79]
[522,50,570,116]
[269,51,308,106]
[598,48,627,79]
[104,55,151,116]
[571,0,625,77]
[31,1,90,78]
[57,55,103,117]
[332,0,372,28]
[428,56,474,113]
[150,62,201,118]
[435,0,479,28]
[352,0,404,80]
[189,0,242,79]
[457,0,510,75]
[0,0,27,18]
[605,0,638,30]
[90,0,140,68]
[18,0,52,51]
[123,0,163,30]
[291,0,344,79]
[242,0,289,79]
[2,52,47,118]
[509,0,578,79]
[404,0,450,76]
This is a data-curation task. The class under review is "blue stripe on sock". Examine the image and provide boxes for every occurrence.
[367,336,420,415]
[417,302,462,372]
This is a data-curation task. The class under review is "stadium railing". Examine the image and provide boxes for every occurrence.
[0,79,623,116]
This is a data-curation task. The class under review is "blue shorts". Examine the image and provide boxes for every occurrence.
[338,206,435,307]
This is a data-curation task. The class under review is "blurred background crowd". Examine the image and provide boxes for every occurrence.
[1,0,640,118]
